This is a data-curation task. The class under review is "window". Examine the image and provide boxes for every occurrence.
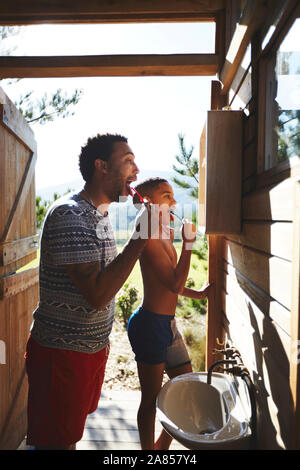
[264,18,300,170]
[0,23,216,56]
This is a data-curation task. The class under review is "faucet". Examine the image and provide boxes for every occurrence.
[207,359,238,385]
[212,347,240,359]
[207,345,257,446]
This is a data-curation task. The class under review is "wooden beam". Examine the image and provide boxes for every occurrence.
[205,80,228,369]
[0,235,39,267]
[220,0,268,94]
[0,54,219,78]
[210,80,227,110]
[260,0,300,56]
[0,0,225,25]
[206,234,225,369]
[0,266,39,298]
[214,10,226,75]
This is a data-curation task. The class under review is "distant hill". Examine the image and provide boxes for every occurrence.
[36,169,198,237]
[36,169,197,205]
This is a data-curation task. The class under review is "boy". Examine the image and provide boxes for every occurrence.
[127,177,211,450]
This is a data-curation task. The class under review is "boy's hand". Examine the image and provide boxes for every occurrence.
[181,219,197,247]
[197,280,213,300]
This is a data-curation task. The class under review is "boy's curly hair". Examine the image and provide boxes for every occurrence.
[79,133,128,183]
[133,177,168,207]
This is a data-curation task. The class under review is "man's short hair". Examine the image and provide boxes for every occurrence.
[79,133,128,183]
[133,177,168,206]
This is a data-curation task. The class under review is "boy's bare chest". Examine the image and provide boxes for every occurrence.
[161,240,177,266]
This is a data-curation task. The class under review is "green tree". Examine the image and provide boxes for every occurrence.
[18,88,82,125]
[172,133,208,258]
[36,189,73,230]
[35,196,50,230]
[172,134,208,314]
[0,26,82,125]
[277,109,300,162]
[172,133,199,199]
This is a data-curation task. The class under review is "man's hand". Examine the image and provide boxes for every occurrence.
[131,203,161,241]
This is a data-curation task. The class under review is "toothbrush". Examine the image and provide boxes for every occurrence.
[169,210,203,237]
[130,187,147,204]
[169,210,184,223]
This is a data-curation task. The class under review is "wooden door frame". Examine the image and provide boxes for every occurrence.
[0,0,226,24]
[205,81,227,369]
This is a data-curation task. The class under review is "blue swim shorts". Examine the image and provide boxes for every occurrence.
[127,306,191,370]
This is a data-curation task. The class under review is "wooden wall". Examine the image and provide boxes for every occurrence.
[217,6,300,448]
[222,185,295,448]
[0,89,39,450]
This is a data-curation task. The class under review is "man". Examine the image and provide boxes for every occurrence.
[25,133,156,450]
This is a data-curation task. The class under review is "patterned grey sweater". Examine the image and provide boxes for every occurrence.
[31,192,118,353]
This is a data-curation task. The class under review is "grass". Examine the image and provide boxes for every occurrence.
[17,249,40,272]
[182,320,206,371]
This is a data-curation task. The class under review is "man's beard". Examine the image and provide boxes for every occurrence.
[107,176,128,202]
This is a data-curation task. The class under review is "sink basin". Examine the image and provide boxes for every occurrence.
[156,372,252,450]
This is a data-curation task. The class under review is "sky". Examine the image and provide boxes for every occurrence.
[1,22,217,190]
[276,18,300,111]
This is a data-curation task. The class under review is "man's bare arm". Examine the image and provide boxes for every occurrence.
[66,237,146,310]
[65,203,160,310]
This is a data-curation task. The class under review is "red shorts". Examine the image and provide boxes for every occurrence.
[25,335,109,447]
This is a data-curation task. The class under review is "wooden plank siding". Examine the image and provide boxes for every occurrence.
[221,189,297,448]
[216,1,300,448]
[224,239,292,311]
[290,179,300,449]
[220,106,299,449]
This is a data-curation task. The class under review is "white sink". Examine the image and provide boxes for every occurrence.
[156,372,252,450]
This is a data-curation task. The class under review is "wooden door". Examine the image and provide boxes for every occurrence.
[0,88,39,450]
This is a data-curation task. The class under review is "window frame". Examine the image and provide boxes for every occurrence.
[257,5,300,180]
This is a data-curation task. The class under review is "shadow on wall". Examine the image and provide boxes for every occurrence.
[223,154,295,449]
